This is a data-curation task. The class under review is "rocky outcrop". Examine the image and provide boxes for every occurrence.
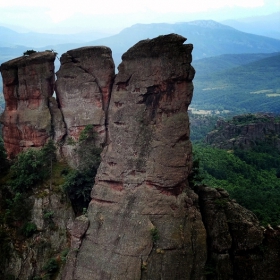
[206,113,280,150]
[0,51,57,158]
[196,185,280,280]
[55,47,115,144]
[69,34,207,280]
[4,190,74,280]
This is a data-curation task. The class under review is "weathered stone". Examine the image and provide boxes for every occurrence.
[62,215,89,280]
[55,46,115,146]
[206,113,280,151]
[71,34,207,280]
[195,185,280,280]
[0,51,56,158]
[4,191,74,280]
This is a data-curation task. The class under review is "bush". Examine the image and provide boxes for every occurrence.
[10,149,46,192]
[9,141,56,193]
[21,222,37,237]
[43,258,59,275]
[23,50,37,56]
[63,125,101,215]
[63,169,96,215]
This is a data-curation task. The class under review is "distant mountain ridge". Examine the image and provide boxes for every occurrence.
[222,12,280,40]
[82,20,280,63]
[1,20,280,65]
[0,26,111,48]
[192,53,280,113]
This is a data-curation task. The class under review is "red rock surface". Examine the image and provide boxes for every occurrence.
[71,34,207,280]
[0,51,56,158]
[55,47,115,146]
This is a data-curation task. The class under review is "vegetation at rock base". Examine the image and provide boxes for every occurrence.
[63,125,102,215]
[0,139,69,277]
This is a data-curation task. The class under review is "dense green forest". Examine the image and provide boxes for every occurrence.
[193,143,280,226]
[190,113,280,226]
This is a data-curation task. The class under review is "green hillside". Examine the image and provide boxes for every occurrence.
[192,53,280,113]
[192,52,278,77]
[193,143,280,226]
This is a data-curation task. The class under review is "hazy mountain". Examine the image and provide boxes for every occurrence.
[0,26,112,48]
[222,12,280,40]
[73,20,280,64]
[1,20,280,66]
[192,53,280,113]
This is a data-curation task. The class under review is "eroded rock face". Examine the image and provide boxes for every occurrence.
[55,47,115,145]
[4,191,74,280]
[0,51,56,158]
[206,113,280,151]
[70,34,207,280]
[196,185,280,280]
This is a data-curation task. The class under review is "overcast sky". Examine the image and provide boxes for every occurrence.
[0,0,279,33]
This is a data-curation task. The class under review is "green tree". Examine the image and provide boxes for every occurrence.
[9,141,57,192]
[63,125,102,214]
[193,143,280,226]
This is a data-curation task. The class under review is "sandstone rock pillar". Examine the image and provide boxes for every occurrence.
[0,51,56,158]
[55,47,115,158]
[70,34,207,280]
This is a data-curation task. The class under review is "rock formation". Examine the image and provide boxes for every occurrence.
[196,185,280,280]
[3,190,74,279]
[67,34,207,280]
[1,35,280,280]
[55,46,115,146]
[206,113,280,150]
[0,51,57,158]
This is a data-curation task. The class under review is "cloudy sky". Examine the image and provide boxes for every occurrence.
[0,0,279,33]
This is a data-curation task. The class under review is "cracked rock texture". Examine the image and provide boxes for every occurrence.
[55,46,115,163]
[70,34,207,280]
[0,51,56,158]
[196,185,280,280]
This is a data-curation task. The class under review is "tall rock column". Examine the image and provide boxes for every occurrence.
[70,34,207,279]
[55,47,115,161]
[0,51,56,158]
